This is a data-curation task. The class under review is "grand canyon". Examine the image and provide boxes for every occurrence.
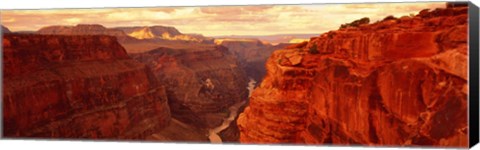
[1,1,470,148]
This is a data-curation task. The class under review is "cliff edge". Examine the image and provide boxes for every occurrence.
[238,3,468,147]
[3,34,171,139]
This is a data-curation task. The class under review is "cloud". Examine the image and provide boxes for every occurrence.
[64,18,82,24]
[199,5,273,15]
[1,2,446,36]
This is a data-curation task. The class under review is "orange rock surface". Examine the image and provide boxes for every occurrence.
[114,26,214,43]
[132,45,249,129]
[36,24,214,53]
[3,34,171,139]
[37,24,138,43]
[237,4,468,147]
[216,39,291,82]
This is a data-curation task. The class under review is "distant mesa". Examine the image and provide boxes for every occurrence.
[37,24,137,43]
[36,24,213,44]
[34,24,217,53]
[38,24,125,36]
[114,25,182,38]
[2,25,11,33]
[126,27,158,39]
[214,34,318,44]
[288,38,310,43]
[214,38,265,45]
[114,26,214,43]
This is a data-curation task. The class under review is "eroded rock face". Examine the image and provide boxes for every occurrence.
[114,26,214,43]
[215,39,290,82]
[115,26,182,38]
[3,34,171,140]
[2,25,11,33]
[34,24,212,54]
[238,4,468,147]
[132,45,248,129]
[37,24,138,43]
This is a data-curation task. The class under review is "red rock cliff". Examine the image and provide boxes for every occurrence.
[3,34,171,139]
[132,45,248,129]
[114,26,214,43]
[215,39,290,82]
[238,4,468,147]
[37,24,138,43]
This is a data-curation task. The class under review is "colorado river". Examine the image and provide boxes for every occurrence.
[208,78,257,143]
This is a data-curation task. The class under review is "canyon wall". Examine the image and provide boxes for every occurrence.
[214,34,318,44]
[36,24,214,53]
[37,24,138,43]
[132,45,249,129]
[3,34,171,139]
[2,25,11,33]
[115,26,215,53]
[34,24,250,141]
[215,39,290,83]
[238,4,468,147]
[114,26,214,43]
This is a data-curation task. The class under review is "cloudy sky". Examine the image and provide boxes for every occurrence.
[1,2,445,36]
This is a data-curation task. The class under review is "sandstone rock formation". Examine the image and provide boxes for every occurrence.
[214,34,318,45]
[116,26,182,39]
[210,38,291,143]
[215,38,290,83]
[35,24,216,53]
[288,38,310,43]
[210,39,292,142]
[238,3,468,147]
[2,25,11,33]
[218,103,249,142]
[32,23,250,141]
[132,45,249,129]
[114,26,214,43]
[3,34,171,139]
[37,24,137,43]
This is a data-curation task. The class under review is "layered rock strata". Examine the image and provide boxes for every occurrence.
[132,45,249,129]
[3,34,171,139]
[215,39,290,83]
[37,24,137,43]
[114,26,214,43]
[238,4,468,147]
[36,24,214,53]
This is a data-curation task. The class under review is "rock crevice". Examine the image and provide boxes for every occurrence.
[238,4,468,147]
[3,34,171,139]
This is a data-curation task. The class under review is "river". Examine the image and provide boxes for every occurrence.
[208,78,257,143]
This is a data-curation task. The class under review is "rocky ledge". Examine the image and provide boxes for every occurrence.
[215,39,291,83]
[238,3,468,147]
[132,45,249,129]
[3,34,171,139]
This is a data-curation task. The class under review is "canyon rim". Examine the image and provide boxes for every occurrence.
[1,1,471,148]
